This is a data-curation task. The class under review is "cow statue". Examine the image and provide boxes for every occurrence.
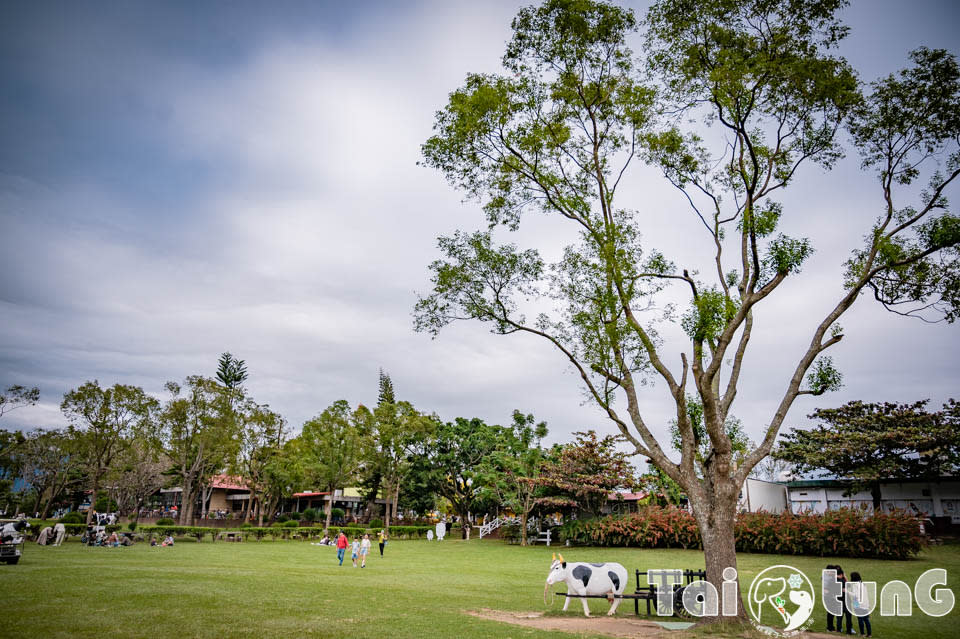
[544,553,628,617]
[1,518,30,544]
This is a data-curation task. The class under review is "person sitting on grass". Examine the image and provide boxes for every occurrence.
[319,534,330,545]
[161,535,174,547]
[849,571,872,638]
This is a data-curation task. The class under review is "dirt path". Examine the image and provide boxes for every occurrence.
[465,609,843,639]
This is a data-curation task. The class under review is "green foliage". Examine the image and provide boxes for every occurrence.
[803,355,843,395]
[0,384,40,418]
[286,511,301,521]
[301,508,317,523]
[298,401,364,525]
[282,520,298,528]
[775,399,960,499]
[155,517,175,526]
[216,352,248,390]
[330,507,344,520]
[681,288,739,341]
[93,493,118,513]
[127,521,137,532]
[59,511,84,524]
[368,518,383,529]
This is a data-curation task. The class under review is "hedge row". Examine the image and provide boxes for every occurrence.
[25,520,459,542]
[558,506,925,559]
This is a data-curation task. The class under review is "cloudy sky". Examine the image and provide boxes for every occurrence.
[1,0,958,453]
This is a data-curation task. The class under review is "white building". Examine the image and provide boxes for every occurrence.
[785,478,960,523]
[738,477,789,513]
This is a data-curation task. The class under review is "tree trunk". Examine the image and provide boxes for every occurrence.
[180,483,194,525]
[692,488,747,622]
[870,481,882,512]
[324,493,334,534]
[391,482,400,530]
[520,510,528,546]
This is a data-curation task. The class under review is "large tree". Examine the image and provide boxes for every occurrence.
[233,399,287,525]
[775,399,960,509]
[61,381,157,524]
[18,429,83,519]
[416,0,960,619]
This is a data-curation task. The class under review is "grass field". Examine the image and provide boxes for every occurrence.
[2,537,959,638]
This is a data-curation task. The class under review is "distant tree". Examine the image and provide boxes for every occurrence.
[478,411,548,546]
[155,377,240,525]
[636,460,685,507]
[299,400,365,533]
[776,400,960,509]
[18,429,83,519]
[363,400,436,531]
[233,400,287,525]
[538,430,637,519]
[107,435,166,522]
[61,381,158,524]
[423,417,508,538]
[0,385,40,419]
[377,369,396,406]
[216,352,248,391]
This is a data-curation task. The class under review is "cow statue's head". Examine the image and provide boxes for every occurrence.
[544,553,567,603]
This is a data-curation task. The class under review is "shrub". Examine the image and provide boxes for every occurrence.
[156,517,176,526]
[331,507,345,520]
[60,511,85,524]
[276,514,289,523]
[128,521,138,532]
[368,518,383,529]
[559,506,924,559]
[240,522,254,528]
[287,511,301,521]
[283,520,299,528]
[93,492,118,513]
[302,508,317,523]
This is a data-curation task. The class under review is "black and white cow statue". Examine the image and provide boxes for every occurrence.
[1,518,30,544]
[544,553,628,617]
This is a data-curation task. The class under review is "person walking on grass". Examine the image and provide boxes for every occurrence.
[378,529,387,556]
[336,531,348,566]
[850,572,872,637]
[351,536,360,567]
[360,533,371,568]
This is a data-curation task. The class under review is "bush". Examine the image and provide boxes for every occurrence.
[283,520,299,528]
[368,518,383,529]
[240,522,254,528]
[60,511,84,524]
[276,514,289,523]
[302,508,317,523]
[156,517,176,526]
[287,511,301,521]
[93,492,118,513]
[331,507,345,520]
[558,506,924,559]
[128,521,138,532]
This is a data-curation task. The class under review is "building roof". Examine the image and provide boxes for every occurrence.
[609,491,649,501]
[292,491,330,498]
[209,474,248,491]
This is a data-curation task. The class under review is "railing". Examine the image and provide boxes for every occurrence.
[478,517,503,539]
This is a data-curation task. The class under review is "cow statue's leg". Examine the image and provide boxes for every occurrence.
[579,588,591,617]
[607,591,622,616]
[562,587,572,611]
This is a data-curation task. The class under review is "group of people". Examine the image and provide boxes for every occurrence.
[823,564,872,637]
[330,530,388,568]
[149,535,175,547]
[35,523,66,546]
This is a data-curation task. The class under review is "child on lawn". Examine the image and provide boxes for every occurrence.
[351,536,360,567]
[360,533,371,567]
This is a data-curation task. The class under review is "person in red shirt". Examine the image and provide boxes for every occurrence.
[335,531,348,566]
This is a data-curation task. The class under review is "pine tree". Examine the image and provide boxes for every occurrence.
[377,369,396,406]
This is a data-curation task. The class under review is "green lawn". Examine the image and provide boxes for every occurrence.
[2,537,958,638]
